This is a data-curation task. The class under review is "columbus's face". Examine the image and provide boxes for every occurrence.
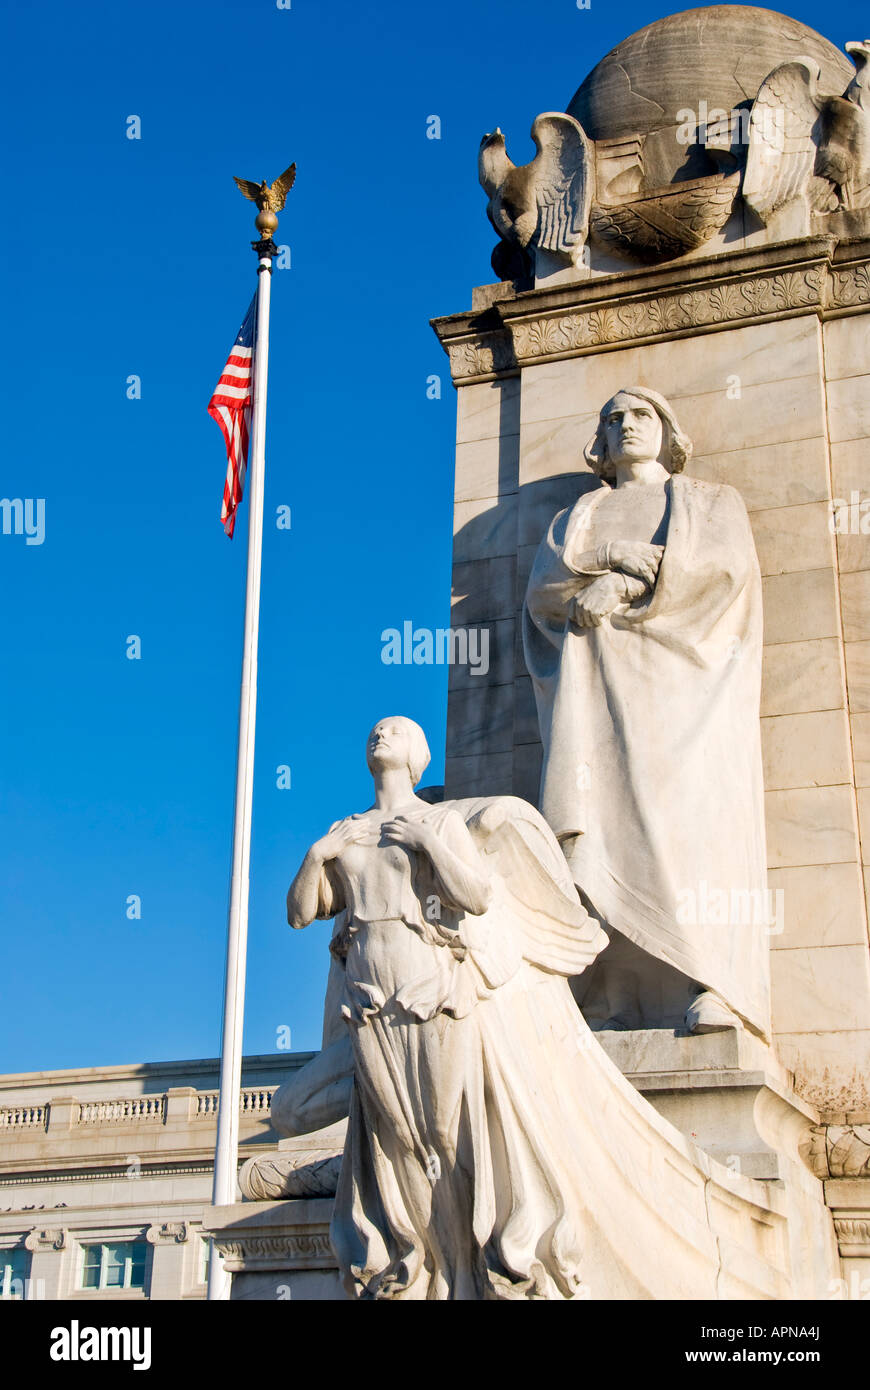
[603,393,664,468]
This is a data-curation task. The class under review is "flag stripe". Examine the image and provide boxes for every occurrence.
[208,297,256,539]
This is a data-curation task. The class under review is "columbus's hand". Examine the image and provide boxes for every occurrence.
[573,573,628,628]
[601,540,663,586]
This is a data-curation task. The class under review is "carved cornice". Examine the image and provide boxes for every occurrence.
[833,1217,870,1257]
[24,1226,66,1252]
[0,1160,215,1187]
[447,332,518,383]
[829,262,870,309]
[803,1123,870,1180]
[146,1221,188,1245]
[215,1230,335,1271]
[434,240,870,383]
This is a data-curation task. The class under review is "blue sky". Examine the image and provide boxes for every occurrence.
[1,0,865,1073]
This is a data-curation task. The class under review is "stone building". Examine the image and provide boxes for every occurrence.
[0,1053,304,1300]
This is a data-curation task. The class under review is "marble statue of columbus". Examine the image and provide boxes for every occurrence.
[523,388,770,1038]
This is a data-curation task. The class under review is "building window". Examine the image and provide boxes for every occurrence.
[1,1248,28,1299]
[79,1242,146,1292]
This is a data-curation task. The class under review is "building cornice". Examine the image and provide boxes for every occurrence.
[204,1199,337,1273]
[0,1051,315,1093]
[431,236,870,385]
[0,1151,273,1188]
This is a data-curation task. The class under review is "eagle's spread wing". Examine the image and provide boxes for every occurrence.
[270,162,297,210]
[529,113,593,256]
[743,60,830,219]
[233,176,262,205]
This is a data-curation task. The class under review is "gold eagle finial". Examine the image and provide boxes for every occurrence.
[232,163,297,214]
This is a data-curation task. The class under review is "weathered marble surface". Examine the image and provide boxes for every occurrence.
[209,1021,846,1301]
[433,233,870,1113]
[480,9,867,278]
[262,715,841,1300]
[567,7,852,184]
[523,389,769,1036]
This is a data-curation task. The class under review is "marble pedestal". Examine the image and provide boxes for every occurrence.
[597,1027,814,1182]
[599,1027,846,1296]
[204,1198,343,1301]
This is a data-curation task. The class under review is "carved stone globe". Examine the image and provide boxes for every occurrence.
[568,5,854,189]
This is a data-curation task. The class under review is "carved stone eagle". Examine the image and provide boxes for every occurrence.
[478,114,593,279]
[233,163,297,214]
[743,40,870,221]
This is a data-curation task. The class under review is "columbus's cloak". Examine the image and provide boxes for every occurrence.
[523,474,770,1037]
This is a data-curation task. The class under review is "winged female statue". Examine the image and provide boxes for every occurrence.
[270,715,780,1301]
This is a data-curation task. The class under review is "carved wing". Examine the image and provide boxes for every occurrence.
[456,795,608,979]
[529,113,593,256]
[743,60,828,220]
[233,176,262,204]
[270,162,297,210]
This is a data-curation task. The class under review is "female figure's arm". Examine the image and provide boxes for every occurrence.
[381,813,491,917]
[286,820,361,928]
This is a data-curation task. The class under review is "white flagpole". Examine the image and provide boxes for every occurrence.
[207,224,274,1302]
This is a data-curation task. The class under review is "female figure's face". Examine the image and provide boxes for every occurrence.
[366,718,413,776]
[603,393,664,469]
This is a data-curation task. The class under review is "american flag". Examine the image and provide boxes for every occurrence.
[208,297,257,538]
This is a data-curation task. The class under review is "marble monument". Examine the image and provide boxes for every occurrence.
[235,717,836,1300]
[205,5,870,1300]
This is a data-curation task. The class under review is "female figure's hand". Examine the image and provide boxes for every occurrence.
[312,817,368,864]
[380,816,431,854]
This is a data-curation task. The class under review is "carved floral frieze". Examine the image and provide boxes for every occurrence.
[214,1231,334,1270]
[441,258,869,383]
[829,262,870,308]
